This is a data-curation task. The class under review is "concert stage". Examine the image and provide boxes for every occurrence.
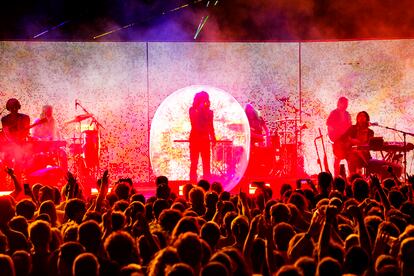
[1,40,414,195]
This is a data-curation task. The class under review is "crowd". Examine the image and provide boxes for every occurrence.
[0,167,413,276]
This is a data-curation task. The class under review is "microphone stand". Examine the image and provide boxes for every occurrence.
[374,124,414,182]
[283,101,310,177]
[76,101,105,179]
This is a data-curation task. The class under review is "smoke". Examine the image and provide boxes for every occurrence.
[2,0,414,42]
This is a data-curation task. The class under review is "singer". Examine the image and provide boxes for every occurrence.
[189,91,216,183]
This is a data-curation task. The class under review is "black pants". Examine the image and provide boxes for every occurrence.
[189,140,211,183]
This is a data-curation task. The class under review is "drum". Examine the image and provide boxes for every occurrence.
[82,130,100,168]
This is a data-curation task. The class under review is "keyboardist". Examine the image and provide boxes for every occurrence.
[32,105,59,141]
[343,111,374,175]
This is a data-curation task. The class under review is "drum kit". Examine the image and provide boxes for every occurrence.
[63,112,102,182]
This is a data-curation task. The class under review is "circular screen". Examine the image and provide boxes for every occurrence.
[150,85,250,191]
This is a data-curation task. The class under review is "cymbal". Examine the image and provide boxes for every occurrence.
[276,118,300,122]
[64,114,94,124]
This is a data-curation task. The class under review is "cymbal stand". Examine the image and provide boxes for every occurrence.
[372,124,414,182]
[280,101,310,177]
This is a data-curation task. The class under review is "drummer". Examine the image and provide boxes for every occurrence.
[245,103,270,146]
[32,105,59,141]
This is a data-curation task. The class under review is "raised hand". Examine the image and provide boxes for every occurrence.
[5,167,14,176]
[369,174,381,188]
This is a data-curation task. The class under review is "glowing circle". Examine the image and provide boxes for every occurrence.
[150,85,250,191]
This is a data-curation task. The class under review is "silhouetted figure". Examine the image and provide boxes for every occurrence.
[326,97,352,176]
[189,91,216,183]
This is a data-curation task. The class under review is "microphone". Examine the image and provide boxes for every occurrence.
[369,122,379,126]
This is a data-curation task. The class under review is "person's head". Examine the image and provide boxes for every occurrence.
[158,209,182,234]
[15,199,36,221]
[0,196,15,225]
[200,222,220,250]
[12,250,31,276]
[156,175,169,186]
[280,183,292,199]
[147,246,179,276]
[388,190,405,209]
[332,176,346,193]
[204,191,218,209]
[9,216,28,238]
[211,182,223,195]
[189,187,205,208]
[174,232,202,268]
[156,184,171,200]
[230,216,249,244]
[65,198,87,224]
[39,200,57,225]
[398,237,414,264]
[250,238,266,273]
[352,178,370,202]
[318,172,333,193]
[153,199,170,221]
[221,247,251,276]
[294,256,316,276]
[337,96,348,111]
[197,180,210,192]
[6,98,21,114]
[72,252,99,276]
[343,246,369,275]
[172,217,200,241]
[273,222,295,251]
[41,105,53,118]
[375,254,399,275]
[275,265,303,276]
[78,220,101,253]
[356,111,370,127]
[192,91,210,109]
[29,220,51,251]
[38,185,55,203]
[316,257,342,276]
[288,192,308,212]
[137,235,155,265]
[130,193,146,204]
[201,261,229,276]
[166,262,194,276]
[58,242,85,276]
[113,182,131,201]
[0,254,15,276]
[104,231,139,265]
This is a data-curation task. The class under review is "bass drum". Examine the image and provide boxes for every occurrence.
[82,130,100,168]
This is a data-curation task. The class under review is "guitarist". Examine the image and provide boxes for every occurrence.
[326,97,352,176]
[1,98,31,180]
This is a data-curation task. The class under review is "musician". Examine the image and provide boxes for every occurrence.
[245,103,270,147]
[32,105,58,140]
[1,98,30,144]
[245,103,274,176]
[343,111,374,175]
[1,98,30,178]
[189,91,216,183]
[326,97,352,176]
